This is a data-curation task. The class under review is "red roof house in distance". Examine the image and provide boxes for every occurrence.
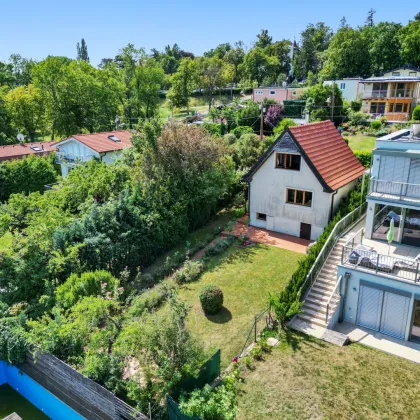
[243,120,365,240]
[51,130,133,177]
[0,141,56,163]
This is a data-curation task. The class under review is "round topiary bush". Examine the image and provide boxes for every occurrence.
[199,285,224,314]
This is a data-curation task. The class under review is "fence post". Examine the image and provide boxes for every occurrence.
[254,316,257,342]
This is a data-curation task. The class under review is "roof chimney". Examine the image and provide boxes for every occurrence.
[305,110,310,124]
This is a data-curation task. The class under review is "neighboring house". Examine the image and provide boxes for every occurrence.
[360,66,420,122]
[333,123,420,342]
[51,130,132,177]
[252,87,306,104]
[323,78,364,102]
[0,142,56,163]
[242,120,365,240]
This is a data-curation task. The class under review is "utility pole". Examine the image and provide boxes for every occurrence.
[331,80,335,122]
[260,104,265,140]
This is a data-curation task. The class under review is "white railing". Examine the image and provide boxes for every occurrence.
[369,178,420,200]
[325,275,342,323]
[301,202,367,299]
[363,89,414,99]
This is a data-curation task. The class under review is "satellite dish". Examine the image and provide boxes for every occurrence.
[17,130,25,144]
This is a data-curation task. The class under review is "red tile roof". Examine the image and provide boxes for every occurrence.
[0,142,56,162]
[289,121,365,190]
[55,130,133,153]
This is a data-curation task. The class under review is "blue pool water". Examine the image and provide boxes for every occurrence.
[0,361,85,419]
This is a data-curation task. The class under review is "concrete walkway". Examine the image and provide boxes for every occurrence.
[231,218,311,254]
[335,322,420,364]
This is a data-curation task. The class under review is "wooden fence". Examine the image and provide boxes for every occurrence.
[18,352,148,420]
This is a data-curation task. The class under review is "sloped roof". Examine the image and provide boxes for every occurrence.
[243,121,365,192]
[54,130,133,153]
[0,141,56,162]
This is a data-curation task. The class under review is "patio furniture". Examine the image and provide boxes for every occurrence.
[348,245,376,265]
[395,253,420,271]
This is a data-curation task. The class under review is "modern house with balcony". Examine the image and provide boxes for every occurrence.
[360,66,420,122]
[328,124,420,349]
[51,130,133,177]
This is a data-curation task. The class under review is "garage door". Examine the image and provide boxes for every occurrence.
[356,285,383,331]
[356,284,411,340]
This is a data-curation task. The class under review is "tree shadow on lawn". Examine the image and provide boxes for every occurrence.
[204,306,232,324]
[281,328,326,352]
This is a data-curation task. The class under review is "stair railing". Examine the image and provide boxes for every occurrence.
[325,275,343,324]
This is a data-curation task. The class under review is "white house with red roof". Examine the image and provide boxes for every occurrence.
[243,121,365,241]
[51,130,133,177]
[0,142,56,163]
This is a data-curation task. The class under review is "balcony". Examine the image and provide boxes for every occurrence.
[368,178,420,205]
[363,89,414,100]
[341,228,420,284]
[55,152,93,165]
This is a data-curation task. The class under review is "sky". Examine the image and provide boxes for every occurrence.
[0,0,418,66]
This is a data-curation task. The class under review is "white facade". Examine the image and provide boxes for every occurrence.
[248,132,358,241]
[323,78,363,103]
[53,138,122,177]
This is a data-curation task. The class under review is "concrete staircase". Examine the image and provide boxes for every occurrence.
[296,232,355,328]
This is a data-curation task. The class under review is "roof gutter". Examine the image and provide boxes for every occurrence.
[329,189,338,222]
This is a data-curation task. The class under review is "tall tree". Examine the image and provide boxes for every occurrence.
[365,8,376,27]
[340,17,348,28]
[255,29,272,49]
[77,38,90,62]
[198,57,226,110]
[320,27,370,79]
[224,41,245,84]
[293,23,333,79]
[5,84,47,141]
[399,20,420,67]
[415,12,420,22]
[8,55,34,86]
[239,47,280,85]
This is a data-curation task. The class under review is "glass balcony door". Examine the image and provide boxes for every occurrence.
[402,208,420,247]
[410,300,420,343]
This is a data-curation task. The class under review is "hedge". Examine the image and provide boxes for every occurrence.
[353,150,371,168]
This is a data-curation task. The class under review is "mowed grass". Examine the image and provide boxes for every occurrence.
[347,134,376,152]
[169,244,302,367]
[0,233,12,253]
[238,330,420,420]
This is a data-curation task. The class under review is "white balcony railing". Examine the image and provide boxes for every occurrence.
[55,152,93,165]
[363,89,414,99]
[369,178,420,201]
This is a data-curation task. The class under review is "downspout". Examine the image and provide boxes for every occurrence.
[247,181,251,218]
[329,189,338,222]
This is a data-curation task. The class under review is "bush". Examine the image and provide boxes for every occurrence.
[223,133,237,145]
[374,128,389,137]
[172,260,204,284]
[412,104,420,121]
[342,137,349,145]
[273,118,297,136]
[349,111,368,127]
[350,100,362,112]
[353,151,372,168]
[202,122,226,137]
[55,270,120,310]
[199,285,224,314]
[203,235,235,257]
[234,207,246,218]
[232,126,254,139]
[370,120,381,130]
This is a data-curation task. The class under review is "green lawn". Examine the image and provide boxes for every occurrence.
[161,244,302,367]
[238,330,420,419]
[0,233,12,253]
[347,134,376,152]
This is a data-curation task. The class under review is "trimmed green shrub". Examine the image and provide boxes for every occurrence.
[172,260,204,284]
[354,151,372,168]
[374,128,389,137]
[412,104,420,121]
[202,122,226,137]
[349,111,368,127]
[232,126,254,139]
[203,235,235,257]
[199,285,224,314]
[370,120,381,130]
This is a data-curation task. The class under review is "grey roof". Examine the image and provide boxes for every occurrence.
[361,76,420,83]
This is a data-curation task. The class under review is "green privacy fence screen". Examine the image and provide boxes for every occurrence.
[167,349,220,420]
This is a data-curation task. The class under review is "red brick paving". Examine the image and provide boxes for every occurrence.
[230,217,311,254]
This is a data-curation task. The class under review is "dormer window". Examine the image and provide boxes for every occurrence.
[275,153,301,170]
[30,146,42,152]
[108,135,121,142]
[392,72,401,76]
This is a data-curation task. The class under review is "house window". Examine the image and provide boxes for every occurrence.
[340,83,346,89]
[409,72,417,76]
[372,83,388,98]
[391,82,411,98]
[389,103,409,113]
[370,102,386,114]
[392,72,401,76]
[270,91,276,95]
[286,189,313,207]
[275,153,301,170]
[257,212,267,221]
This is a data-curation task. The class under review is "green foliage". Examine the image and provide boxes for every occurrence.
[353,150,371,167]
[273,118,297,136]
[173,260,204,284]
[0,317,28,364]
[199,285,224,314]
[370,120,381,130]
[202,122,225,137]
[349,111,368,127]
[0,154,57,202]
[55,270,120,310]
[350,100,362,112]
[203,235,235,257]
[412,105,420,121]
[232,126,254,139]
[232,133,266,169]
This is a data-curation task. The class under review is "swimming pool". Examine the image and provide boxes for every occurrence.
[0,361,85,419]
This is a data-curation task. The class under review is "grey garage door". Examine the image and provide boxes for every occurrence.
[357,284,410,340]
